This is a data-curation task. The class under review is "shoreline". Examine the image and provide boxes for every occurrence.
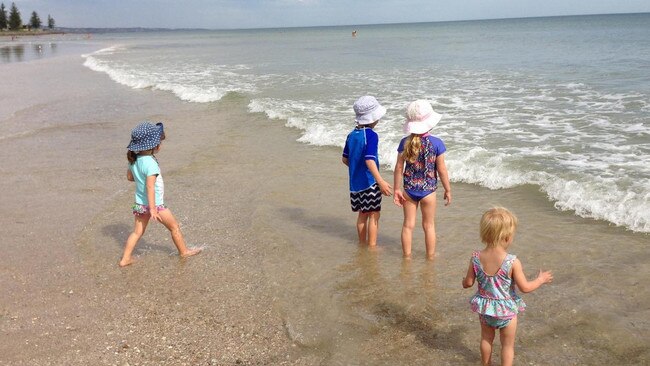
[0,30,66,37]
[1,46,648,365]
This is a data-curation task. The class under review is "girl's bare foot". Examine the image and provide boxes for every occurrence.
[119,257,136,267]
[426,252,439,261]
[180,247,203,258]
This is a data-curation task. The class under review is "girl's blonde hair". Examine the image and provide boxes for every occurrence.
[402,100,430,163]
[480,207,518,247]
[402,134,422,163]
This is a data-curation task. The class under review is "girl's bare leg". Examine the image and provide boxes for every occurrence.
[480,321,496,366]
[119,215,150,267]
[400,196,418,259]
[158,209,202,257]
[366,211,380,246]
[356,212,369,245]
[499,316,518,366]
[419,193,438,260]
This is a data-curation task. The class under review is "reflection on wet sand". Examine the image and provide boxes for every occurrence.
[0,42,58,63]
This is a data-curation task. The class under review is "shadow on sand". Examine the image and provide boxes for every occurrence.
[278,206,401,245]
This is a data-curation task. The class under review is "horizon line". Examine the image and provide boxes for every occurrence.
[55,11,649,32]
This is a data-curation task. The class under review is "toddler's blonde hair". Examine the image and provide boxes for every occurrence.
[480,207,518,247]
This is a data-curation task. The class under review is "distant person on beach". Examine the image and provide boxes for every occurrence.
[119,122,202,267]
[342,96,392,246]
[393,100,450,259]
[462,207,553,366]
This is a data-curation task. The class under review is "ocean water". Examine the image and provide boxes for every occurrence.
[82,13,650,233]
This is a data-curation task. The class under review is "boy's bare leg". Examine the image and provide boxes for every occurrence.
[158,209,202,257]
[119,215,150,267]
[366,211,380,246]
[356,212,369,245]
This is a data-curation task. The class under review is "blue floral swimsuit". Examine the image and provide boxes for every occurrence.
[397,133,446,201]
[469,250,526,329]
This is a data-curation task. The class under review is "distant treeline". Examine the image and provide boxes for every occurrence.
[0,2,55,31]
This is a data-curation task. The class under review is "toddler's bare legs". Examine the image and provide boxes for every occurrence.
[499,316,518,366]
[420,193,437,260]
[119,215,150,267]
[400,197,418,259]
[480,321,496,366]
[158,209,202,257]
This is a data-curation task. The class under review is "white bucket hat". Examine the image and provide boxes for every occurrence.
[404,100,442,134]
[353,96,387,125]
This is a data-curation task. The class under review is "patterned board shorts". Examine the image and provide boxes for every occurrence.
[350,184,382,213]
[132,203,167,216]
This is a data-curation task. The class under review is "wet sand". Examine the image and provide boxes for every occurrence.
[1,48,649,365]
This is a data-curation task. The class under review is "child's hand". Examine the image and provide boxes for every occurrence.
[394,190,406,207]
[379,180,392,196]
[538,269,553,284]
[443,190,452,206]
[150,207,163,222]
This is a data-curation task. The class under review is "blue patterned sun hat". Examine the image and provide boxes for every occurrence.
[127,122,164,152]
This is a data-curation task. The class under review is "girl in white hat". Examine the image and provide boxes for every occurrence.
[393,100,451,259]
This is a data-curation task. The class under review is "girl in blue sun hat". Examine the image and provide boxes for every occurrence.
[120,121,202,267]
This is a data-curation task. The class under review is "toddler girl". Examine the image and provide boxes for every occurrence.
[462,207,553,366]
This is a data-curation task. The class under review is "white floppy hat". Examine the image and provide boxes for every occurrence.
[353,96,387,125]
[404,100,442,134]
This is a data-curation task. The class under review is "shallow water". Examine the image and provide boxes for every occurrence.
[247,121,650,364]
[81,13,650,233]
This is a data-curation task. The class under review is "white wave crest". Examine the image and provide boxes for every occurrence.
[82,46,253,103]
[451,148,650,233]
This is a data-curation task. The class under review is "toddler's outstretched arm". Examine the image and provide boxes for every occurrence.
[511,258,553,293]
[462,259,476,288]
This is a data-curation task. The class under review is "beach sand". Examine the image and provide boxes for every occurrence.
[1,48,648,365]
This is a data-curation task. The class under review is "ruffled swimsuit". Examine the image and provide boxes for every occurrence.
[469,250,526,329]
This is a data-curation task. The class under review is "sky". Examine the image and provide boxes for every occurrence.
[8,0,650,29]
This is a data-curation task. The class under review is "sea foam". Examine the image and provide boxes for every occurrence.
[83,47,255,103]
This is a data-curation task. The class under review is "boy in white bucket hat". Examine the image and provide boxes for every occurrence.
[342,96,393,246]
[393,100,451,259]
